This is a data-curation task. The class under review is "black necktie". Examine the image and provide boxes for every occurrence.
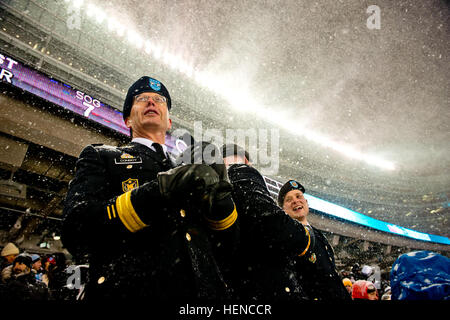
[152,143,172,169]
[152,143,166,160]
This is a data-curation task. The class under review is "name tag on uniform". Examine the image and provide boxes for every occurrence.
[114,153,143,165]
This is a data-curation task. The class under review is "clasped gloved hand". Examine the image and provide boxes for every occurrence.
[123,164,219,231]
[178,141,238,230]
[157,163,220,202]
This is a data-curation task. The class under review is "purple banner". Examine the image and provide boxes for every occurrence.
[0,51,183,154]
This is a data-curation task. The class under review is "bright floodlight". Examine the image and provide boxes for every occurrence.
[278,113,396,170]
[126,30,143,48]
[152,45,162,59]
[86,3,95,17]
[95,9,106,24]
[116,25,125,37]
[72,0,84,8]
[210,76,397,171]
[144,40,152,54]
[107,18,116,31]
[74,1,395,171]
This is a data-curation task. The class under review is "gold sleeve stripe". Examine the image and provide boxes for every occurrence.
[106,206,112,220]
[111,204,117,218]
[115,191,148,233]
[298,226,311,257]
[204,204,238,231]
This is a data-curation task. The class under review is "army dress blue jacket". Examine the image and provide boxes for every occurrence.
[62,142,238,300]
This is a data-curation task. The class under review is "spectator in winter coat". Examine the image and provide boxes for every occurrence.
[381,286,391,300]
[45,252,72,300]
[31,254,45,284]
[0,243,20,283]
[1,253,50,300]
[351,280,378,300]
[278,179,351,301]
[1,242,19,274]
[342,278,353,297]
[350,263,364,282]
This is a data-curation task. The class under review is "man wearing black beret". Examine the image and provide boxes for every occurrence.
[62,76,238,300]
[209,144,311,300]
[278,179,351,301]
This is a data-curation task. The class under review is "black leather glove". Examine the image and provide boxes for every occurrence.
[117,164,221,232]
[157,164,220,202]
[181,142,238,231]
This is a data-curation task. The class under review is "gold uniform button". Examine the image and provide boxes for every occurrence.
[180,209,186,218]
[185,232,191,241]
[98,276,105,284]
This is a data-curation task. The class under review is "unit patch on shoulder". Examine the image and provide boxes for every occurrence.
[122,178,139,192]
[114,153,143,165]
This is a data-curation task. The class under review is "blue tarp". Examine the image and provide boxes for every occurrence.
[390,251,450,300]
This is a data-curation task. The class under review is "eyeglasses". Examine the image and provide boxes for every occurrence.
[134,94,167,104]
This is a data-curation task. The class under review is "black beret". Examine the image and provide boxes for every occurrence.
[122,76,171,120]
[277,179,306,207]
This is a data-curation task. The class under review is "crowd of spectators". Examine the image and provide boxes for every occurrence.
[0,243,78,300]
[1,241,447,301]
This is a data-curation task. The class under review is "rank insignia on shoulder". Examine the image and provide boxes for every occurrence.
[114,153,143,165]
[122,178,139,192]
[309,252,317,264]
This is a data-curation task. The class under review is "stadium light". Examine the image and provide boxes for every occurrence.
[116,24,125,37]
[107,17,116,31]
[86,3,95,18]
[144,40,152,54]
[196,71,396,170]
[95,8,106,24]
[152,45,162,59]
[71,0,84,8]
[72,1,395,171]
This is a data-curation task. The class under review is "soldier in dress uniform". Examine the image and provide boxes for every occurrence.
[278,180,351,301]
[62,76,238,300]
[218,144,312,300]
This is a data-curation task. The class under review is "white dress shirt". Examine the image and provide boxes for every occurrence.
[131,137,168,158]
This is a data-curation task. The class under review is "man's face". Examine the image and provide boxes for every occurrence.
[282,189,309,221]
[125,92,172,137]
[13,262,28,274]
[345,284,352,294]
[5,254,17,264]
[32,260,41,270]
[223,155,249,166]
[367,285,378,300]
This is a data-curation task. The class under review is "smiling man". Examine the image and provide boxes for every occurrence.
[278,179,350,301]
[280,180,309,224]
[62,76,238,300]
